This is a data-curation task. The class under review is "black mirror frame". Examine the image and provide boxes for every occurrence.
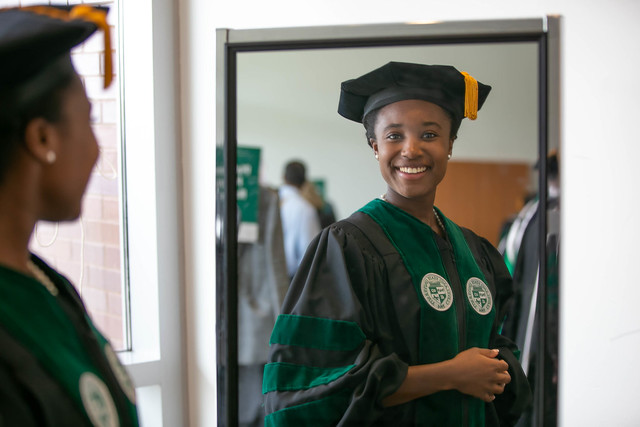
[215,17,561,427]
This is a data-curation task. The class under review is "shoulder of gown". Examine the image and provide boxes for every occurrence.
[265,212,411,426]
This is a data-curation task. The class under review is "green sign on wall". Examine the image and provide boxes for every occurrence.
[237,146,261,242]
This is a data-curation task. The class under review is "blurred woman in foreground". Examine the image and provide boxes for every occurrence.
[0,5,139,426]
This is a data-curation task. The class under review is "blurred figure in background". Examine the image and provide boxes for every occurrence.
[278,160,321,280]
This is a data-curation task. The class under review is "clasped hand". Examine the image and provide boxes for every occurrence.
[382,347,512,407]
[449,347,511,402]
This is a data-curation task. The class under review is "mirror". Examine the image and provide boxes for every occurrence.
[217,18,559,427]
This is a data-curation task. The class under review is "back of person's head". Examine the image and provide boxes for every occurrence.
[0,5,111,183]
[284,161,307,188]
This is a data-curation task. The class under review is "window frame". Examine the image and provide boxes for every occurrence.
[117,1,187,425]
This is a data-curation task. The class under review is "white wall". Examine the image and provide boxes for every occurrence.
[179,1,640,426]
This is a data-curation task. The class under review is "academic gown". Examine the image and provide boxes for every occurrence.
[264,203,531,427]
[0,255,139,427]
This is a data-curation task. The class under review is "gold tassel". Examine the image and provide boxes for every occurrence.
[19,5,113,89]
[460,71,479,120]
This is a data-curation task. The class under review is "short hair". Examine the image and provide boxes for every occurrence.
[284,161,307,187]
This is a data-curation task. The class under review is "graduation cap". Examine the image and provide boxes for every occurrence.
[338,61,491,125]
[0,4,112,103]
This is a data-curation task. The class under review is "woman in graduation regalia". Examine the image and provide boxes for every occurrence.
[263,62,531,426]
[0,5,139,426]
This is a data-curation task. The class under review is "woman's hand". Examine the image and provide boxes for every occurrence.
[382,347,511,407]
[447,347,511,402]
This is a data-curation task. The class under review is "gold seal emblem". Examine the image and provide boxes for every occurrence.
[421,273,453,312]
[466,277,493,315]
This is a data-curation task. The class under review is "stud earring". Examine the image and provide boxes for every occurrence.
[46,151,57,164]
[447,154,451,160]
[375,153,379,160]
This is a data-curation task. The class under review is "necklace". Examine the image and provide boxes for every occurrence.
[26,260,59,296]
[380,194,446,233]
[432,208,446,233]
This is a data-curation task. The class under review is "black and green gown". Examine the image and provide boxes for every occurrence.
[0,255,139,427]
[263,199,531,426]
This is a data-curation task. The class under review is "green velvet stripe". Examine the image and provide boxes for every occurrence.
[270,314,365,352]
[264,389,352,427]
[262,362,355,393]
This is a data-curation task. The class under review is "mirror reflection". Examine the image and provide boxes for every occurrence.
[232,41,552,426]
[237,43,539,227]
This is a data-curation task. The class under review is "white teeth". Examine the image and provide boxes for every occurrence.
[398,166,427,174]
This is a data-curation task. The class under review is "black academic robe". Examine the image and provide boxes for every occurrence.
[0,256,139,427]
[264,210,531,427]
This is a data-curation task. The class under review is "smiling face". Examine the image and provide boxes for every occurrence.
[370,99,454,207]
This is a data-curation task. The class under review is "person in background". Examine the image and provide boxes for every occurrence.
[278,160,321,280]
[0,5,139,426]
[264,62,531,426]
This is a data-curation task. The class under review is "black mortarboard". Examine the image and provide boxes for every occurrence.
[338,61,491,124]
[0,5,112,98]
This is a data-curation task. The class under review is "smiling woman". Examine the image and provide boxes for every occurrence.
[262,61,531,426]
[355,62,490,227]
[371,99,455,222]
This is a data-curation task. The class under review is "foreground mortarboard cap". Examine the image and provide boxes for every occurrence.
[338,61,491,124]
[0,5,112,93]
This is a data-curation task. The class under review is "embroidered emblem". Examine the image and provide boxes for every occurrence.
[421,273,453,311]
[104,343,136,403]
[79,372,119,427]
[466,277,493,315]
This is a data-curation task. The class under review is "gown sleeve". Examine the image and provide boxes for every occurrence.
[263,221,409,427]
[464,230,533,426]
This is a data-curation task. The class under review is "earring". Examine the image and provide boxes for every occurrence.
[375,153,379,160]
[46,151,57,164]
[447,154,451,160]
